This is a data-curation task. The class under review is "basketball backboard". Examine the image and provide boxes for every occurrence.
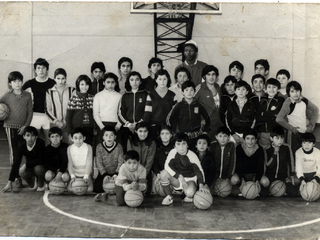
[131,2,222,15]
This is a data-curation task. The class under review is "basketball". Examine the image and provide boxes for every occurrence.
[214,178,232,197]
[124,190,144,207]
[300,181,320,202]
[269,180,286,197]
[260,176,270,188]
[0,103,10,121]
[72,178,88,195]
[155,182,166,197]
[49,181,66,195]
[193,190,213,210]
[230,174,240,185]
[103,176,116,192]
[241,181,260,200]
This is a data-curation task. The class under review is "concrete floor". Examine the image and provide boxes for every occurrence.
[1,126,320,239]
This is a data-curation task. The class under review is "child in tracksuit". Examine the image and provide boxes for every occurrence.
[226,80,256,145]
[261,126,297,197]
[166,81,210,147]
[209,126,236,190]
[256,78,285,149]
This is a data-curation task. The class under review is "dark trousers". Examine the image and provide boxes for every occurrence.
[21,165,46,188]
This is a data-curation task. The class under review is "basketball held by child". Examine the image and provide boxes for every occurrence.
[300,180,320,202]
[241,181,260,200]
[260,176,270,188]
[124,190,144,207]
[103,176,116,192]
[214,178,232,197]
[231,174,240,185]
[0,103,10,120]
[269,180,286,197]
[72,178,88,195]
[49,181,66,195]
[193,190,213,210]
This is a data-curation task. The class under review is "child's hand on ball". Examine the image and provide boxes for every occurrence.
[132,181,139,191]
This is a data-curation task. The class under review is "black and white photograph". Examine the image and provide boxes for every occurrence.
[1,1,320,239]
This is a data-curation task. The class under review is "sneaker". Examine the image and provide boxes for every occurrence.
[161,195,173,206]
[183,197,193,203]
[36,186,45,192]
[94,193,104,202]
[29,177,38,191]
[15,178,23,188]
[101,193,109,202]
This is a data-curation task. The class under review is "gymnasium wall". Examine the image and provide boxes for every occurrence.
[0,2,319,118]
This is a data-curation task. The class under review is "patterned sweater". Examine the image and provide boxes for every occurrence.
[96,142,124,176]
[0,90,33,129]
[66,91,94,133]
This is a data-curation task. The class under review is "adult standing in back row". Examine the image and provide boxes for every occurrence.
[175,40,207,87]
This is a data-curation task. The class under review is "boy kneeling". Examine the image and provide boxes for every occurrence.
[94,150,147,206]
[160,132,209,205]
[44,127,69,188]
[2,126,46,192]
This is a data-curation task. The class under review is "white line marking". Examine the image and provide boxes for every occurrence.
[43,191,320,234]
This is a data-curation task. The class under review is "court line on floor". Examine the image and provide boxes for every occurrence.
[43,191,320,234]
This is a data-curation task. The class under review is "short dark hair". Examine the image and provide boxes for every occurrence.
[229,61,244,73]
[104,72,120,92]
[118,57,133,69]
[8,71,23,83]
[34,58,49,70]
[196,134,211,146]
[215,126,231,136]
[48,127,63,138]
[75,75,92,92]
[24,126,38,136]
[286,81,302,96]
[54,68,67,78]
[301,132,316,144]
[223,75,237,84]
[135,121,150,131]
[102,126,117,135]
[243,128,258,139]
[160,124,173,134]
[181,81,195,92]
[148,57,163,69]
[276,69,290,80]
[155,69,171,88]
[125,150,140,161]
[202,65,219,78]
[91,62,106,73]
[270,126,285,138]
[251,74,266,85]
[174,67,191,81]
[174,132,189,144]
[71,127,86,138]
[235,80,250,91]
[125,71,143,91]
[266,78,281,89]
[254,59,270,71]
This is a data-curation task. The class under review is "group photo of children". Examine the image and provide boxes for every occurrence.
[1,36,320,208]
